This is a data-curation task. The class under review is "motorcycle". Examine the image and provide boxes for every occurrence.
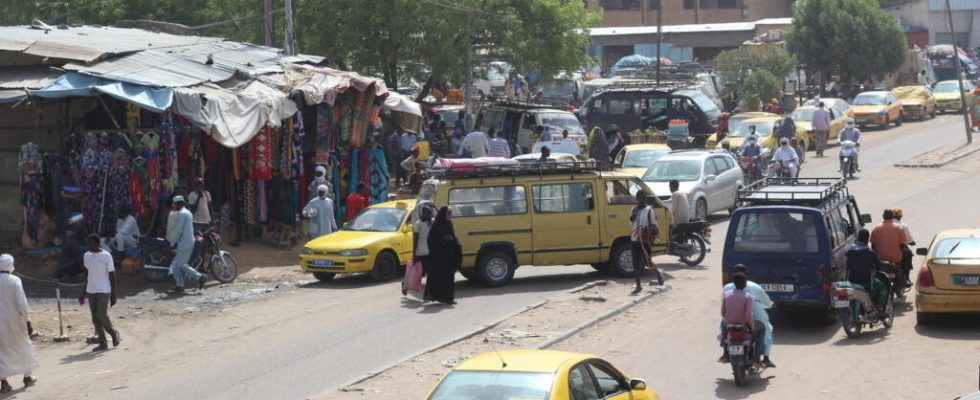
[725,324,764,386]
[139,225,239,284]
[738,155,762,184]
[833,272,895,338]
[839,140,858,179]
[880,261,911,298]
[766,159,794,179]
[668,221,711,266]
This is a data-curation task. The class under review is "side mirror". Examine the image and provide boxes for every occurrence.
[705,175,717,182]
[916,247,928,256]
[630,379,647,391]
[859,213,872,224]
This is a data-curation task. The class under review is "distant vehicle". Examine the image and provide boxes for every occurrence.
[891,86,937,120]
[472,61,513,99]
[426,350,661,400]
[475,101,586,153]
[538,72,584,107]
[613,143,672,178]
[716,116,797,152]
[914,229,980,325]
[723,178,873,312]
[426,103,465,128]
[705,112,777,148]
[582,85,721,146]
[933,80,975,114]
[642,150,742,222]
[793,104,847,149]
[851,91,903,129]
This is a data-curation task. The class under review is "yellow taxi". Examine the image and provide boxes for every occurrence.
[299,200,416,282]
[613,143,672,178]
[891,85,937,120]
[716,116,801,150]
[705,111,777,148]
[851,91,903,129]
[915,229,980,325]
[425,350,660,400]
[934,79,976,113]
[793,104,847,147]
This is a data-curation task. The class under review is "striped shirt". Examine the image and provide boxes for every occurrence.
[489,138,511,158]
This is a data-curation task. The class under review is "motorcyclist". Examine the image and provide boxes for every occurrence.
[719,264,775,368]
[771,138,800,177]
[838,118,862,172]
[846,229,888,316]
[738,136,763,179]
[743,125,760,144]
[892,208,916,287]
[720,141,738,159]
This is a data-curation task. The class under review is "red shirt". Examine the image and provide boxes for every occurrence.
[346,193,368,221]
[870,220,908,264]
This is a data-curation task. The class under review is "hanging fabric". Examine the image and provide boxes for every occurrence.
[249,126,273,181]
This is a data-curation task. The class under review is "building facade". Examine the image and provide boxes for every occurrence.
[586,0,794,27]
[884,0,980,49]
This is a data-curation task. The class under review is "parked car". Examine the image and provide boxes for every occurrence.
[851,91,903,129]
[614,143,672,178]
[914,229,980,325]
[426,350,661,400]
[299,200,416,283]
[891,85,937,120]
[793,104,847,149]
[802,97,853,118]
[716,116,800,151]
[934,79,976,113]
[641,150,742,221]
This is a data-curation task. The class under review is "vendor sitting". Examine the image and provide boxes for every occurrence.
[666,179,689,224]
[113,204,140,257]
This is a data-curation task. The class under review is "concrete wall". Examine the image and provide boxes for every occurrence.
[589,0,792,27]
[884,0,931,31]
[931,10,979,48]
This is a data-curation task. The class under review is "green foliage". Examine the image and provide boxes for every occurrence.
[738,70,782,112]
[786,0,907,83]
[714,45,796,87]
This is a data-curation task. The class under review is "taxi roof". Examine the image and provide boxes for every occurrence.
[371,199,418,209]
[623,143,671,151]
[454,350,591,373]
[934,229,980,240]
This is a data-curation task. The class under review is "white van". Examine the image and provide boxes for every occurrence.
[476,102,586,153]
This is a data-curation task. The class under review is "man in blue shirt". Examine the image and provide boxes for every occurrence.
[846,229,887,314]
[720,264,775,368]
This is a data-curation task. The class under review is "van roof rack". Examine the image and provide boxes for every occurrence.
[429,159,600,179]
[737,177,849,206]
[487,100,560,110]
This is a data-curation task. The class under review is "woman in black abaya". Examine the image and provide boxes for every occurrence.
[425,206,461,305]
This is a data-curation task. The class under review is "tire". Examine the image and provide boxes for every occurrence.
[882,296,895,328]
[476,250,515,287]
[370,251,399,282]
[732,364,746,387]
[882,115,890,130]
[590,263,611,273]
[895,113,903,126]
[313,272,335,282]
[609,242,635,277]
[841,158,851,178]
[695,198,708,222]
[210,252,239,284]
[678,235,707,266]
[916,312,932,325]
[840,308,861,338]
[140,249,171,283]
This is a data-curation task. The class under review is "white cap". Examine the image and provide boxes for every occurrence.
[317,184,329,193]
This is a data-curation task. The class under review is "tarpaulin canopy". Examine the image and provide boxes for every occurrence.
[30,72,172,112]
[383,91,422,117]
[173,80,297,148]
[286,64,389,106]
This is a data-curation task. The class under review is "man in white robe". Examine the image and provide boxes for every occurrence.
[304,185,338,238]
[0,254,38,392]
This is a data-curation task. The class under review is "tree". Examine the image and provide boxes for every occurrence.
[786,0,907,84]
[714,45,795,110]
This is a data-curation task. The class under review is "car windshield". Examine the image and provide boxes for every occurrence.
[345,208,407,232]
[427,371,554,400]
[623,149,669,168]
[729,121,774,138]
[642,159,702,182]
[540,80,576,97]
[539,113,584,135]
[732,212,820,253]
[931,237,980,263]
[437,110,461,125]
[853,93,886,106]
[791,109,814,121]
[934,82,961,93]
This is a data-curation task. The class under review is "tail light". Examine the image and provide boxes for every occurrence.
[702,227,712,237]
[918,265,935,287]
[821,264,831,294]
[728,331,747,341]
[835,288,849,300]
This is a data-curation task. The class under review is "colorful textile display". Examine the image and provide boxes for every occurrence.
[249,126,273,180]
[19,143,43,247]
[316,104,332,164]
[366,148,389,204]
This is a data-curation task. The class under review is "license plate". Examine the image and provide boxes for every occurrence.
[760,283,794,292]
[312,260,334,267]
[854,118,867,123]
[728,346,744,356]
[954,275,980,286]
[835,300,850,308]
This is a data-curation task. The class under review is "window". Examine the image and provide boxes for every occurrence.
[684,0,695,9]
[568,365,600,400]
[722,156,735,170]
[606,99,635,115]
[428,371,554,400]
[605,180,643,205]
[733,212,820,253]
[826,209,849,249]
[533,183,594,213]
[588,363,628,398]
[704,158,721,176]
[648,0,661,9]
[710,157,729,174]
[448,186,527,217]
[699,0,741,8]
[600,0,640,10]
[521,113,535,129]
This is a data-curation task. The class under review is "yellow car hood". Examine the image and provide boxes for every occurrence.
[305,229,396,251]
[795,121,813,131]
[935,92,962,101]
[851,105,886,114]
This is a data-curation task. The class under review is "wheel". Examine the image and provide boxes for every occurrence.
[882,296,895,328]
[140,249,171,283]
[732,364,746,387]
[609,242,635,277]
[370,251,399,282]
[841,159,851,178]
[476,250,515,287]
[678,235,707,266]
[210,252,239,284]
[313,272,335,282]
[916,312,932,325]
[695,198,708,221]
[882,115,890,130]
[895,113,903,126]
[840,309,862,338]
[590,263,611,273]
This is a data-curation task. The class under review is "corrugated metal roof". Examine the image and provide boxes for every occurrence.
[930,0,980,11]
[0,67,61,89]
[0,25,216,63]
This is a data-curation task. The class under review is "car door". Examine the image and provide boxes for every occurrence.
[602,178,669,255]
[888,93,901,120]
[586,361,634,400]
[530,181,601,265]
[703,156,724,213]
[716,155,740,207]
[567,363,601,400]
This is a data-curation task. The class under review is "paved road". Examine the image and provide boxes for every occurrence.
[553,115,980,399]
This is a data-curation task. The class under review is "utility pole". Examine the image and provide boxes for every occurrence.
[946,0,972,143]
[262,0,274,46]
[283,0,296,55]
[464,14,474,131]
[656,0,663,86]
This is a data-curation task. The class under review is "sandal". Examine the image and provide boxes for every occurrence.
[23,376,36,388]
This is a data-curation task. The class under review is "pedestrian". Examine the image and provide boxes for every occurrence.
[561,129,569,140]
[540,126,553,141]
[166,196,207,293]
[454,110,466,138]
[400,131,417,164]
[539,146,552,161]
[54,213,85,280]
[488,128,511,158]
[303,185,338,239]
[460,130,490,158]
[113,204,140,256]
[308,164,332,201]
[425,206,461,305]
[812,101,831,157]
[606,124,625,159]
[766,98,782,115]
[79,234,121,352]
[187,177,212,232]
[387,132,404,186]
[916,70,927,85]
[776,114,796,143]
[630,191,663,295]
[0,254,38,393]
[408,205,435,297]
[346,183,368,221]
[970,88,980,131]
[588,126,611,170]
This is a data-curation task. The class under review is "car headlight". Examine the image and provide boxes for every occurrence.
[339,249,369,257]
[302,248,314,255]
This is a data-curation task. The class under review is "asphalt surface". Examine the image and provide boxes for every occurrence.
[552,114,980,399]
